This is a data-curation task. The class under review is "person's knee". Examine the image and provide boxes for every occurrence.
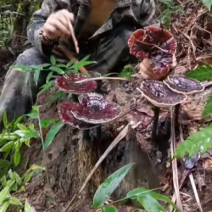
[16,47,47,66]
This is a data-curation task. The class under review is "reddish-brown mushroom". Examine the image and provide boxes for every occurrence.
[128,26,177,79]
[163,76,204,94]
[55,74,97,94]
[58,101,97,129]
[71,93,122,124]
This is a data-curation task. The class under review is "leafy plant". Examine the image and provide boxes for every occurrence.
[174,125,212,158]
[118,65,135,79]
[185,63,212,82]
[201,0,212,10]
[158,0,183,28]
[93,163,176,212]
[0,165,44,211]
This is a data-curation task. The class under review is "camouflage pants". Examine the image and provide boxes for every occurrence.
[0,23,135,127]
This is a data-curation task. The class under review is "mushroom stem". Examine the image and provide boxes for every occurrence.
[96,125,102,140]
[75,77,129,84]
[174,104,180,130]
[152,106,160,142]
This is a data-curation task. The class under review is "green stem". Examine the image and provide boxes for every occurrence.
[38,109,50,185]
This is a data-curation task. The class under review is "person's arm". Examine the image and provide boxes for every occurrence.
[138,0,157,26]
[27,0,75,55]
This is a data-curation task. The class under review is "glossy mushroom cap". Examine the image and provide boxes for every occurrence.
[55,74,97,94]
[71,93,122,124]
[163,76,204,94]
[137,80,187,108]
[58,101,97,129]
[128,26,177,78]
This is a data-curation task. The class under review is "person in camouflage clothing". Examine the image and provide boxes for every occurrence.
[0,0,156,126]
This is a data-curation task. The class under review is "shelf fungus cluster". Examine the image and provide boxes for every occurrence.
[56,74,122,129]
[137,76,204,140]
[128,25,177,80]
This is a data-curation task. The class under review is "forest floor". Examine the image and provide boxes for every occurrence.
[1,0,212,212]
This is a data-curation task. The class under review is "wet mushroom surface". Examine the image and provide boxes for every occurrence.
[128,26,177,77]
[55,74,97,94]
[58,101,98,129]
[138,80,187,107]
[71,93,122,124]
[163,75,204,94]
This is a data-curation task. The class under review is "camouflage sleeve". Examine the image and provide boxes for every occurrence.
[137,0,157,26]
[27,0,70,54]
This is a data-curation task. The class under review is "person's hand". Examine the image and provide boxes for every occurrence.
[43,9,74,39]
[136,55,177,80]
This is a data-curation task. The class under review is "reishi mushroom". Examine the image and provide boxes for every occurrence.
[163,76,204,94]
[137,80,187,141]
[58,101,97,129]
[58,93,122,130]
[128,26,177,80]
[72,93,122,124]
[55,74,97,94]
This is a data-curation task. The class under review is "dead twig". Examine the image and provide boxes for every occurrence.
[75,77,129,84]
[63,124,130,212]
[189,173,203,212]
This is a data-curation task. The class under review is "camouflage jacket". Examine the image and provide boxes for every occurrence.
[27,0,156,54]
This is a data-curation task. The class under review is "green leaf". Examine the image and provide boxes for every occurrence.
[47,91,65,105]
[49,66,65,74]
[93,163,135,208]
[202,0,212,10]
[127,188,176,208]
[0,201,10,212]
[0,160,10,169]
[38,81,55,95]
[14,148,21,166]
[158,0,173,6]
[103,206,118,212]
[40,120,54,128]
[2,111,8,128]
[13,116,24,129]
[11,171,22,186]
[46,72,53,83]
[185,64,212,81]
[32,105,41,111]
[24,72,30,85]
[1,176,7,187]
[203,96,212,116]
[43,122,65,149]
[75,55,95,69]
[0,141,14,153]
[9,197,22,206]
[25,200,36,212]
[50,56,56,65]
[23,172,33,184]
[174,125,212,158]
[56,64,67,68]
[0,180,14,203]
[66,60,75,68]
[40,63,51,68]
[34,69,41,85]
[17,124,28,131]
[137,196,165,212]
[14,129,39,139]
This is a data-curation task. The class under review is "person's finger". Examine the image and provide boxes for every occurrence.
[44,23,61,39]
[48,18,70,35]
